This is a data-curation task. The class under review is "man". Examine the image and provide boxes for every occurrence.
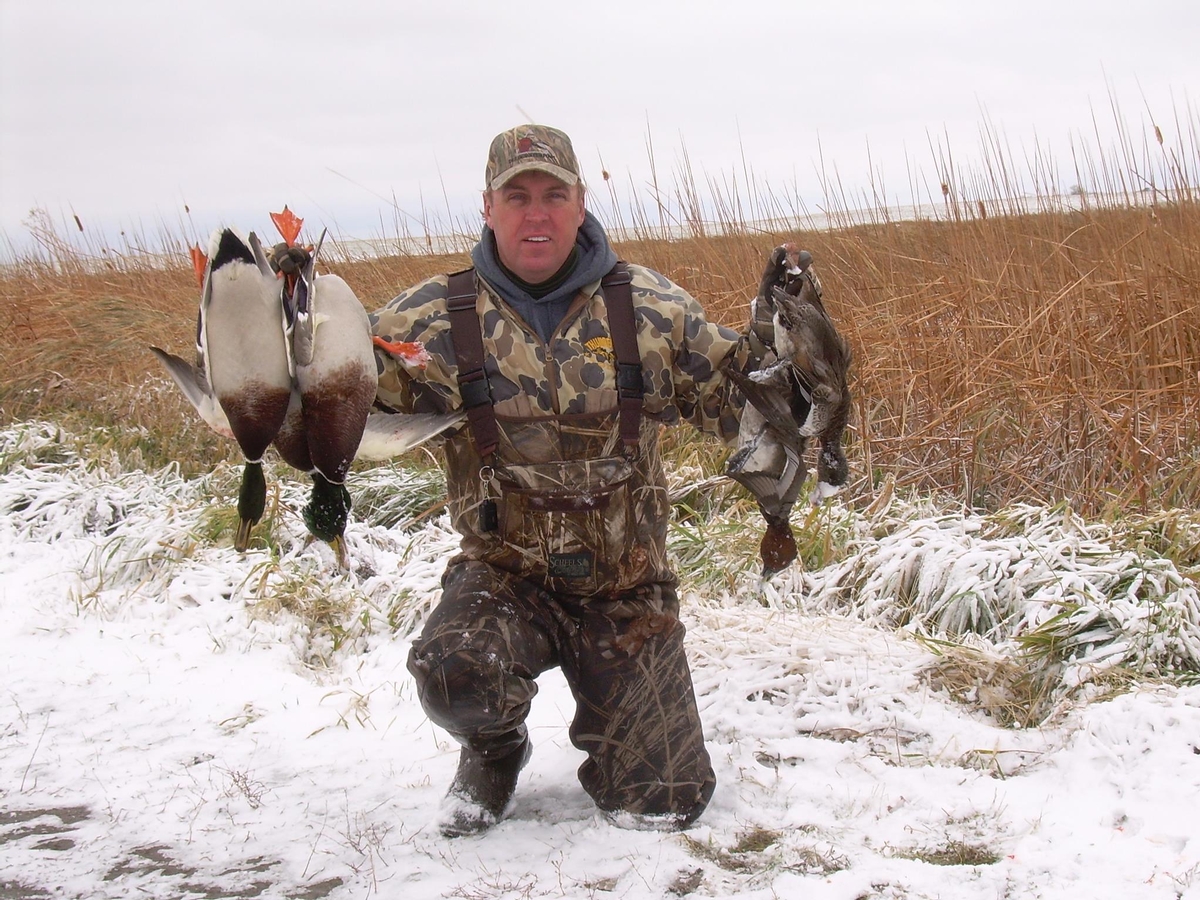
[369,124,786,837]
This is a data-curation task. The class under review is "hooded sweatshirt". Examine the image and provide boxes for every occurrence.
[470,210,618,343]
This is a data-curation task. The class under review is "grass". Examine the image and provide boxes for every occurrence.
[3,105,1200,723]
[796,493,1200,722]
[4,105,1200,514]
[889,839,1002,867]
[6,412,1200,731]
[680,826,849,882]
[921,637,1060,729]
[680,827,782,873]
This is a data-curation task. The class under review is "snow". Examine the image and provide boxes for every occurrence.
[2,422,1199,899]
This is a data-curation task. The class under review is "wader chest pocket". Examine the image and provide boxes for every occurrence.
[494,456,633,594]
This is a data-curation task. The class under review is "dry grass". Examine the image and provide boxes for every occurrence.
[921,639,1061,729]
[888,839,1002,867]
[3,109,1198,512]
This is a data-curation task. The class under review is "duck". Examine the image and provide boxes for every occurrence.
[277,240,386,567]
[770,273,852,497]
[154,223,462,565]
[153,227,292,551]
[724,360,808,577]
[725,247,852,577]
[749,242,807,352]
[274,231,466,567]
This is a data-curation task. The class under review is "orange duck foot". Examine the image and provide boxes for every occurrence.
[372,336,431,368]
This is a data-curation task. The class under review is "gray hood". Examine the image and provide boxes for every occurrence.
[471,210,618,343]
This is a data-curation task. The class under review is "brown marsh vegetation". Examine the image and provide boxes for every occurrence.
[1,108,1197,516]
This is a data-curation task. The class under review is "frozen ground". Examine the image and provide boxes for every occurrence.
[1,423,1198,899]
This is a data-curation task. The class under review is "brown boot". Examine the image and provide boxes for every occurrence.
[437,738,532,838]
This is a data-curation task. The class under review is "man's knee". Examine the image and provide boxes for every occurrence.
[409,635,538,742]
[408,579,556,757]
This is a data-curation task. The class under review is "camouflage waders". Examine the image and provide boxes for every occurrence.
[373,263,752,827]
[407,559,715,824]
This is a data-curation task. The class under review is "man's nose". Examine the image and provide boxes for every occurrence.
[525,200,550,220]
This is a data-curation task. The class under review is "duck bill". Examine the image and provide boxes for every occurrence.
[328,534,350,571]
[234,517,255,552]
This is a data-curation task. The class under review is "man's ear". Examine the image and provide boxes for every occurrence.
[482,191,493,228]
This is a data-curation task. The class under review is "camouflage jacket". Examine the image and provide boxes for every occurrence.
[369,265,755,599]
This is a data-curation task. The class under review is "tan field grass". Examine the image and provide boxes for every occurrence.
[2,108,1198,511]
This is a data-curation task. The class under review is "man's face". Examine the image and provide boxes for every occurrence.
[483,170,586,283]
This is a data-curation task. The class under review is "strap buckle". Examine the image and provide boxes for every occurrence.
[616,362,644,399]
[602,267,633,288]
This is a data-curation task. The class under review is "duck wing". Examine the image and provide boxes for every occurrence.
[723,364,804,453]
[356,410,467,461]
[725,401,805,519]
[148,345,233,439]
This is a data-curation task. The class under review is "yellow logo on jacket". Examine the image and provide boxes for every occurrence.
[584,336,616,364]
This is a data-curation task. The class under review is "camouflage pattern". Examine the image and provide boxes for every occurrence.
[370,264,754,599]
[408,559,715,824]
[485,124,581,190]
[377,262,754,824]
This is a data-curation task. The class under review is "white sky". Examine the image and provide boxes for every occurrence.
[2,0,1198,248]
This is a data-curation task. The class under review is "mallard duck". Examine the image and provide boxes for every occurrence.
[154,226,462,564]
[152,228,292,551]
[158,321,461,565]
[282,245,386,566]
[275,237,464,567]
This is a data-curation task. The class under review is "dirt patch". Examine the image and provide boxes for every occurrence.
[0,805,343,899]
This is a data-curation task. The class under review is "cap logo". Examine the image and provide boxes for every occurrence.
[515,133,556,161]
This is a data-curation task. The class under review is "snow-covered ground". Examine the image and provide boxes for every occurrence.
[2,422,1198,900]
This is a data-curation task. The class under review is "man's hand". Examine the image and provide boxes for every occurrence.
[268,242,312,277]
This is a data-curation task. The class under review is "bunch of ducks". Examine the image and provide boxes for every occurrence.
[152,210,462,567]
[724,243,853,577]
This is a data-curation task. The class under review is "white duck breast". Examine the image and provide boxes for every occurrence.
[294,273,378,482]
[202,229,292,462]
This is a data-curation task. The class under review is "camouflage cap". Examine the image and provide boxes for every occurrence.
[485,124,581,191]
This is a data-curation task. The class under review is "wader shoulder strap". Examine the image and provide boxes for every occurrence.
[445,268,500,458]
[444,263,643,457]
[602,262,644,451]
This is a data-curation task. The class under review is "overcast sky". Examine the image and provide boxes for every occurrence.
[2,0,1197,251]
